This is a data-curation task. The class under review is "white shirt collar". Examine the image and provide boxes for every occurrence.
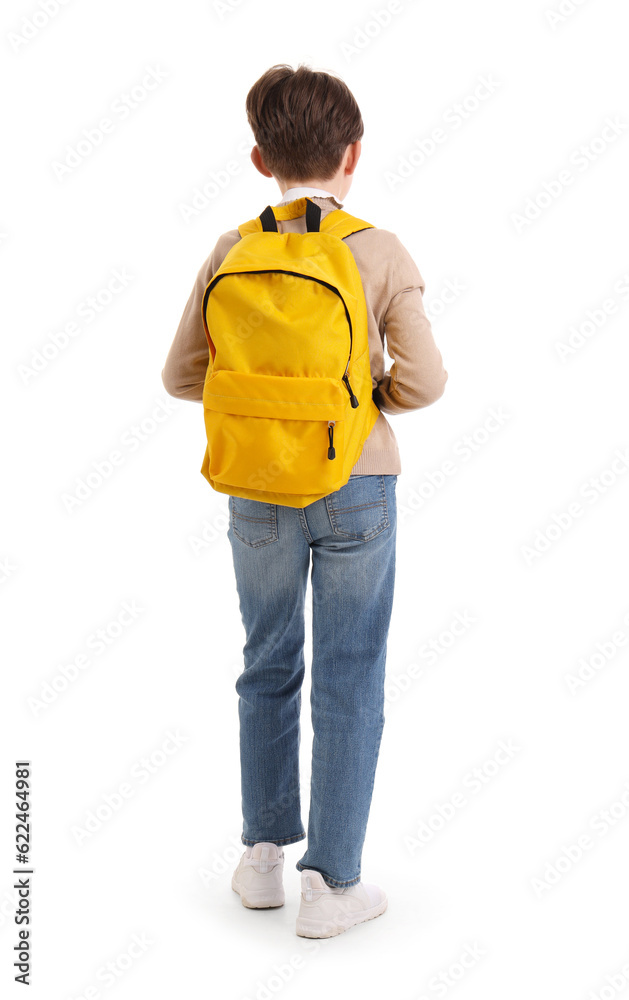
[276,185,343,209]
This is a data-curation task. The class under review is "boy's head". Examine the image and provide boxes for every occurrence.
[246,63,363,201]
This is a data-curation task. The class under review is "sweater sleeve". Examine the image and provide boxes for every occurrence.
[161,231,239,402]
[373,234,448,415]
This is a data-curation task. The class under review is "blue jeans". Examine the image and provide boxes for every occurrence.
[226,473,398,888]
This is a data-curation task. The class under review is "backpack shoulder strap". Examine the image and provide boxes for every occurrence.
[319,209,375,240]
[237,216,263,237]
[237,199,375,240]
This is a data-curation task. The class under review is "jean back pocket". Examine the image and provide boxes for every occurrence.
[324,474,390,541]
[229,496,279,547]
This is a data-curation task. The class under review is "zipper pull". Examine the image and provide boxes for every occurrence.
[342,374,359,408]
[327,421,336,459]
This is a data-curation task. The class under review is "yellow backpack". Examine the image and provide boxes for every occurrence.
[200,197,380,508]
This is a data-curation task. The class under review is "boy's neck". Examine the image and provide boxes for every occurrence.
[276,184,343,207]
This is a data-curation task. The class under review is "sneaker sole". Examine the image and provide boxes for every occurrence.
[295,897,388,938]
[231,876,285,909]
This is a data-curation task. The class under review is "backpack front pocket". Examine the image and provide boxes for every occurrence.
[203,369,349,495]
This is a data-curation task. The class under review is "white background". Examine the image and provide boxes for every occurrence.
[2,0,629,996]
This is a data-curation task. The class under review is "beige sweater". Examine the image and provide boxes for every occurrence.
[161,195,448,475]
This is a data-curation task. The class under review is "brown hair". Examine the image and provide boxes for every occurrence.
[246,63,364,183]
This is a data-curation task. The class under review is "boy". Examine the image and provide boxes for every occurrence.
[162,63,448,938]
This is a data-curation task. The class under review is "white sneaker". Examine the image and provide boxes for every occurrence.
[231,842,285,908]
[295,868,387,938]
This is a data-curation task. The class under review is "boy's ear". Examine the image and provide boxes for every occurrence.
[251,145,273,178]
[345,140,362,176]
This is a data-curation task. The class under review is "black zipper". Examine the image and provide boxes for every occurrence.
[203,268,359,408]
[328,421,336,459]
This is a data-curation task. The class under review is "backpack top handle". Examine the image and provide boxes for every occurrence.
[239,198,373,239]
[258,197,322,234]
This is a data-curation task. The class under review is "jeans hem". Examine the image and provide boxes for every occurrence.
[295,861,361,888]
[242,831,307,847]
